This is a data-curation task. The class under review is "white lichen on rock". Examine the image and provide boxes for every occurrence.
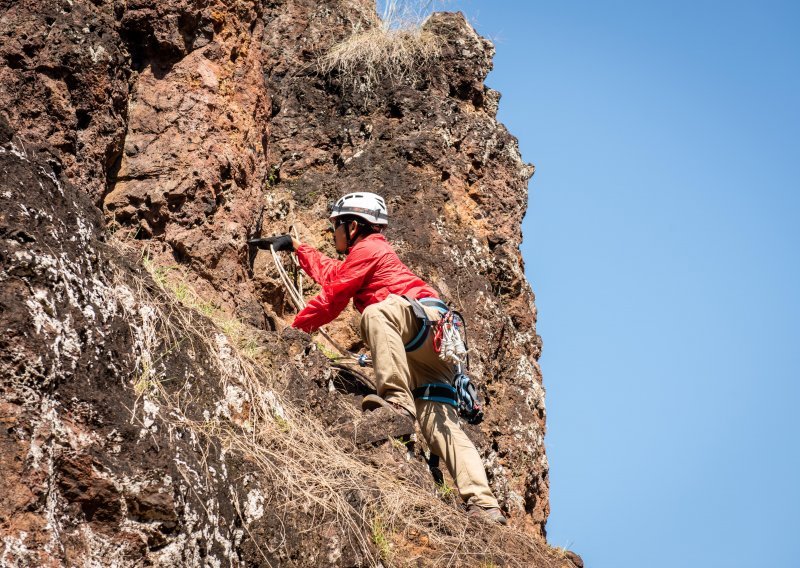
[244,488,265,522]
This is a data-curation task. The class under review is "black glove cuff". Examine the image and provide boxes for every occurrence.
[248,234,294,251]
[272,235,294,251]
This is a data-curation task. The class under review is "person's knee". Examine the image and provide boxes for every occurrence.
[361,301,394,332]
[361,302,383,321]
[360,303,382,334]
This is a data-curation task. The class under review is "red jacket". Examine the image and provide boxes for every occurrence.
[291,233,439,333]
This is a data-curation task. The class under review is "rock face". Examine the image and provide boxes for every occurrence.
[1,0,558,565]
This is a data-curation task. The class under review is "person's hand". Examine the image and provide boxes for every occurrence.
[248,235,294,251]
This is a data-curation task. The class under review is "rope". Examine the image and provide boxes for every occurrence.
[270,245,305,310]
[269,240,372,368]
[291,226,303,298]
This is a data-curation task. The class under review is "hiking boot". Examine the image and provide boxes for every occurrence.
[361,394,413,416]
[353,394,416,445]
[467,504,508,525]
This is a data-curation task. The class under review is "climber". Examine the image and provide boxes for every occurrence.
[263,192,507,525]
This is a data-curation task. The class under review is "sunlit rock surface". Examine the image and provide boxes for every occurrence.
[0,1,564,565]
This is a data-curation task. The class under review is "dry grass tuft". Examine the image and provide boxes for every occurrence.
[113,242,563,567]
[319,2,444,100]
[319,28,441,98]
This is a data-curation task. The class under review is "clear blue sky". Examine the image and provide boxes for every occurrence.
[413,1,800,566]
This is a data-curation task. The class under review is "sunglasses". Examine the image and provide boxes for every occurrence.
[326,218,348,233]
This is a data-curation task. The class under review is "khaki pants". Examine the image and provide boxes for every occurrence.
[359,294,499,508]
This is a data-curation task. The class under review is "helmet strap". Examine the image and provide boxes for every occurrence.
[344,220,358,252]
[335,217,376,253]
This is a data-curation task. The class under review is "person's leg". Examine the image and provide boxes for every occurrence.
[362,297,502,513]
[416,399,500,509]
[406,308,501,511]
[359,295,420,417]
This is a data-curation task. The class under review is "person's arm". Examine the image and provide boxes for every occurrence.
[291,245,377,332]
[294,241,343,286]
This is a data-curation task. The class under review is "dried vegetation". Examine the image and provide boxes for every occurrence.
[112,241,566,566]
[318,1,443,99]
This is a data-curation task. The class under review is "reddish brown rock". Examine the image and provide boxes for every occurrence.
[0,0,130,203]
[1,0,563,564]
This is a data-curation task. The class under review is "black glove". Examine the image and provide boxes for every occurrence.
[248,235,294,251]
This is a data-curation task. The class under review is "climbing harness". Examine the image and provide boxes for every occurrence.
[404,297,484,425]
[412,379,483,424]
[402,296,448,352]
[413,373,483,425]
[412,382,459,406]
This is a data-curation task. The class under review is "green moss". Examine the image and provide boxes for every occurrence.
[315,342,340,361]
[371,516,392,562]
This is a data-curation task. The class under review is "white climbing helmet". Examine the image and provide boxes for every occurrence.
[330,192,389,226]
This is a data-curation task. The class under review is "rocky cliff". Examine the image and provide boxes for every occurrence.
[0,1,572,566]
